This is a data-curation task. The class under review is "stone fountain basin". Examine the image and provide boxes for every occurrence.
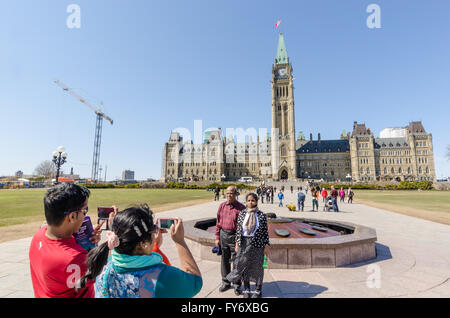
[184,217,377,268]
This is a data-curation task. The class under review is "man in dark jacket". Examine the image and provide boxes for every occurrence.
[214,187,220,201]
[330,186,339,212]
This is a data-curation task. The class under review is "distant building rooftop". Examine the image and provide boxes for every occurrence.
[297,140,350,154]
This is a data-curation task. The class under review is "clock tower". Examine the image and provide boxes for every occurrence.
[271,33,297,180]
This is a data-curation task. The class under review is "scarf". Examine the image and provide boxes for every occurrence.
[244,207,258,234]
[100,250,164,298]
[111,249,163,273]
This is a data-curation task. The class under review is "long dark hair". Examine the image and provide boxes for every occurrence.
[79,204,156,288]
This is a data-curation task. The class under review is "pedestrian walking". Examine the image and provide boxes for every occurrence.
[261,187,265,204]
[296,187,305,211]
[339,187,345,203]
[278,190,284,207]
[214,187,220,201]
[311,188,319,212]
[347,188,354,204]
[321,188,328,203]
[330,186,339,212]
[270,187,274,204]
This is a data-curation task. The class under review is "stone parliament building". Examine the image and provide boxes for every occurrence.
[161,33,436,184]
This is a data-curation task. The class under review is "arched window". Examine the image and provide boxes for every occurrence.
[398,167,402,174]
[408,167,411,174]
[425,167,429,174]
[419,167,422,174]
[391,167,394,174]
[281,145,287,157]
[384,167,387,174]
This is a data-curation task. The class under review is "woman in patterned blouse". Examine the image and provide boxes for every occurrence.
[226,193,270,298]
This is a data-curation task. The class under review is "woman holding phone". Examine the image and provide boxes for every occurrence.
[80,204,202,298]
[226,193,270,298]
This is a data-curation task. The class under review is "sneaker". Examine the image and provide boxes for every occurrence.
[219,282,231,292]
[251,290,262,298]
[242,290,251,298]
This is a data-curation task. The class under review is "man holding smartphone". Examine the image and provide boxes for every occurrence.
[29,183,103,298]
[215,186,245,295]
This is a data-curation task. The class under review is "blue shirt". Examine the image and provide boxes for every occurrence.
[95,256,202,298]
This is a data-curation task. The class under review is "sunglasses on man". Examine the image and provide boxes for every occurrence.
[63,206,89,216]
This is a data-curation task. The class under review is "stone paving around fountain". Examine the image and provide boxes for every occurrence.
[0,182,449,298]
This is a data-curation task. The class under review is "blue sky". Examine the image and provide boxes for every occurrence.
[0,0,449,180]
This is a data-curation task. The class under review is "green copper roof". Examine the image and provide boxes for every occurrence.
[204,131,212,143]
[276,33,288,64]
[297,131,305,141]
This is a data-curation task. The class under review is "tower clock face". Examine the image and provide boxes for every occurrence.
[278,68,287,76]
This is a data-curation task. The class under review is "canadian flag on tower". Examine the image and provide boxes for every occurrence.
[275,19,281,28]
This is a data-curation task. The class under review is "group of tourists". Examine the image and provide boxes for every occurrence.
[29,183,202,298]
[28,183,269,299]
[28,181,357,298]
[255,185,274,204]
[294,185,355,212]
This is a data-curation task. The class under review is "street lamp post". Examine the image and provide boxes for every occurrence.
[52,146,67,184]
[346,174,352,184]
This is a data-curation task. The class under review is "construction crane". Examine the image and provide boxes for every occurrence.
[54,80,113,182]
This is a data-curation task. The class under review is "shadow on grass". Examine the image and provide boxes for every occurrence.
[261,281,328,298]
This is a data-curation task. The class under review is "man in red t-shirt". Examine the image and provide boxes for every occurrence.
[29,183,102,298]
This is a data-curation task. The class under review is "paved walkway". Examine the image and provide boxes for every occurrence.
[1,185,449,298]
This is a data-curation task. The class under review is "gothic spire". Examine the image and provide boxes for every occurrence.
[275,33,288,64]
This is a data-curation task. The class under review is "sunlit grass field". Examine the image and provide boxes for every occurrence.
[0,188,213,227]
[354,190,450,213]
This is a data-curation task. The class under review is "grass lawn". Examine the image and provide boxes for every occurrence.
[0,188,214,227]
[354,190,450,225]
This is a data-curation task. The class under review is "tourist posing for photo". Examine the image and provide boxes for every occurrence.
[226,193,270,298]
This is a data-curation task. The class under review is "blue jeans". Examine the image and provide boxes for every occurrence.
[297,200,304,211]
[279,199,283,207]
[331,198,339,212]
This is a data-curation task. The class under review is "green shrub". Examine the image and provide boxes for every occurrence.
[175,182,185,189]
[319,181,433,191]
